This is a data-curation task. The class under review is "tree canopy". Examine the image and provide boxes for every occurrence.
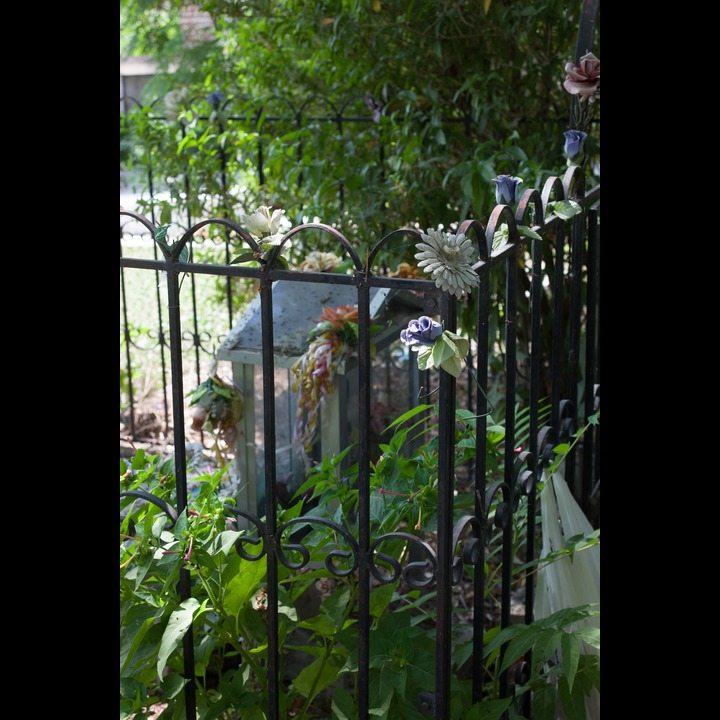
[121,0,599,244]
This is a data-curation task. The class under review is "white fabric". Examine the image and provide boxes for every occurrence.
[534,465,600,719]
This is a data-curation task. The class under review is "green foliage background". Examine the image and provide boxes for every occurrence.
[121,0,599,241]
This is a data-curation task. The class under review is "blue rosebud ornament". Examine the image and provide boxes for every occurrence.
[208,91,224,108]
[400,316,443,348]
[493,175,523,206]
[563,129,588,164]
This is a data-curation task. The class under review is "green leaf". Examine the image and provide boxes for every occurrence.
[557,673,587,720]
[416,345,434,371]
[444,331,469,358]
[464,698,513,720]
[153,224,172,255]
[369,581,396,619]
[533,629,562,669]
[384,404,435,432]
[154,223,170,245]
[574,625,600,651]
[453,640,474,672]
[230,251,259,265]
[499,626,542,673]
[332,686,357,720]
[131,449,147,469]
[227,701,266,720]
[532,682,557,720]
[160,672,186,700]
[391,662,407,697]
[159,205,173,225]
[431,335,455,366]
[292,652,344,699]
[223,556,267,616]
[483,623,526,656]
[550,199,582,220]
[206,529,244,558]
[369,669,394,715]
[120,609,160,674]
[299,613,337,636]
[157,597,201,676]
[518,224,542,240]
[492,223,509,251]
[439,354,463,378]
[560,631,580,692]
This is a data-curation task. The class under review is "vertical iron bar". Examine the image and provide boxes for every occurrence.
[526,233,543,623]
[217,115,235,332]
[583,206,600,512]
[550,226,566,432]
[120,230,136,437]
[565,200,585,498]
[260,274,280,720]
[165,259,195,719]
[296,111,303,192]
[435,291,457,719]
[153,240,171,439]
[570,0,599,201]
[180,119,203,392]
[575,0,600,60]
[498,249,518,705]
[258,131,265,188]
[520,232,544,718]
[145,146,171,437]
[472,266,490,705]
[337,113,345,211]
[356,279,372,720]
[379,139,387,239]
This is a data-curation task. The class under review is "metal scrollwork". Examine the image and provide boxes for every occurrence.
[537,425,555,469]
[120,489,178,532]
[514,449,536,496]
[276,517,359,577]
[484,480,513,531]
[224,507,269,561]
[450,515,483,585]
[535,401,577,474]
[557,399,576,443]
[369,531,437,588]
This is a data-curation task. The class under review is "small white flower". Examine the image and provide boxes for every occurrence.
[415,228,480,298]
[163,88,189,121]
[240,206,288,239]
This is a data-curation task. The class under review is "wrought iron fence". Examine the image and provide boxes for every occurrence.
[120,164,599,718]
[120,5,599,715]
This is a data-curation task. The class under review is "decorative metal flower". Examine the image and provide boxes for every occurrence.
[414,228,480,298]
[563,51,600,103]
[400,316,443,348]
[400,316,469,378]
[492,175,523,206]
[563,129,588,164]
[208,91,224,108]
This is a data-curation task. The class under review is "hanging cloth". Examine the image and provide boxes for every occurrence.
[534,465,600,720]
